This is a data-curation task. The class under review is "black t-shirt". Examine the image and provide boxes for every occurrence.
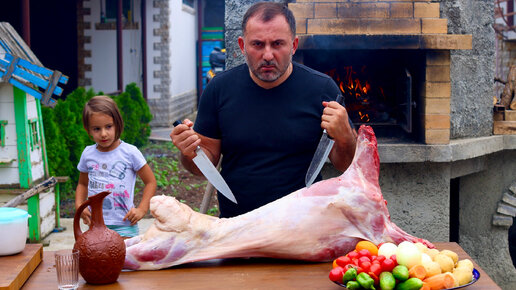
[194,62,341,217]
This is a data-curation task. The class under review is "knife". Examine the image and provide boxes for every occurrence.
[173,121,237,204]
[305,94,347,187]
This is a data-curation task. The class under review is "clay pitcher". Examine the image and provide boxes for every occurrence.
[73,191,126,284]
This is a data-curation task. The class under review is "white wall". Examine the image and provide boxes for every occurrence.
[0,84,18,185]
[85,0,143,94]
[170,2,197,96]
[0,84,44,185]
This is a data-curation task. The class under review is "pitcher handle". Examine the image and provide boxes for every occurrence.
[73,197,92,240]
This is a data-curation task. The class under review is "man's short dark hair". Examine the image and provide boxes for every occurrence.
[242,2,296,37]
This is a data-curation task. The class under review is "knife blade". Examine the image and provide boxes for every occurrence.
[173,121,237,204]
[305,94,346,187]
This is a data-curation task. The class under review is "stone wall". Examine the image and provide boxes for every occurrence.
[459,150,516,290]
[441,0,495,139]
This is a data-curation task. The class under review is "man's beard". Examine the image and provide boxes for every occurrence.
[245,51,292,83]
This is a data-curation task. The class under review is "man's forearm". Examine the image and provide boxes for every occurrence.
[180,152,203,175]
[330,130,357,172]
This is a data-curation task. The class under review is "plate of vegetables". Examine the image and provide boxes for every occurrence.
[329,241,479,290]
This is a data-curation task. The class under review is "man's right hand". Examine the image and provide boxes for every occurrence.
[170,119,201,158]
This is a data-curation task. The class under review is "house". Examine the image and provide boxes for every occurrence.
[0,0,225,127]
[0,22,68,242]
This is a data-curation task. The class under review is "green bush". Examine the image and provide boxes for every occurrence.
[115,83,152,148]
[42,83,152,200]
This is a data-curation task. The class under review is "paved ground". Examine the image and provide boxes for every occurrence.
[42,218,154,251]
[149,127,173,142]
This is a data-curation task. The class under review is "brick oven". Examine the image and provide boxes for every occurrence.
[225,1,516,287]
[289,0,471,144]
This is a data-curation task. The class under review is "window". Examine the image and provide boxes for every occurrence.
[183,0,194,9]
[103,0,133,23]
[0,120,6,147]
[28,119,39,151]
[96,0,139,30]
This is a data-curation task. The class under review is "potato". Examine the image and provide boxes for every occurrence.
[415,242,428,254]
[422,260,442,277]
[453,267,473,286]
[451,271,460,287]
[456,259,474,273]
[434,253,455,273]
[426,248,440,259]
[440,249,459,265]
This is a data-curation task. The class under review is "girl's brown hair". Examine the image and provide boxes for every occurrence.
[82,95,124,140]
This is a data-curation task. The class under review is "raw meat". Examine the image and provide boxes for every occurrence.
[124,125,433,270]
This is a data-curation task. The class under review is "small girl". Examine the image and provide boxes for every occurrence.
[75,95,156,238]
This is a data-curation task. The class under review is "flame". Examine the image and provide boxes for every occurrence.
[359,111,370,122]
[326,65,386,124]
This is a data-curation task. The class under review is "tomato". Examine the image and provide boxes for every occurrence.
[375,255,386,263]
[358,249,372,260]
[372,259,381,265]
[356,240,379,256]
[336,256,352,267]
[381,258,396,272]
[355,266,364,274]
[358,256,371,264]
[390,255,397,265]
[359,261,371,273]
[347,251,359,260]
[369,263,382,277]
[329,267,344,282]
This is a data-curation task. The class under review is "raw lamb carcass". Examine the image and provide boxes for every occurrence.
[124,125,433,270]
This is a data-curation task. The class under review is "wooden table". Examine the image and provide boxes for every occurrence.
[21,242,500,289]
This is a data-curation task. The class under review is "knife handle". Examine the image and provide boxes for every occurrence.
[173,120,182,127]
[336,94,344,106]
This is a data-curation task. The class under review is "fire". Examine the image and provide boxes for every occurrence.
[326,66,385,124]
[359,112,370,122]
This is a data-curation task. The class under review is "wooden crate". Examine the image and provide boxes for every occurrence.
[505,110,516,121]
[493,120,516,135]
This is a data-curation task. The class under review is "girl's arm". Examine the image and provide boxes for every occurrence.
[124,164,156,225]
[75,172,91,225]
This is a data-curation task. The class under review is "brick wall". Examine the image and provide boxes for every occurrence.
[289,0,460,144]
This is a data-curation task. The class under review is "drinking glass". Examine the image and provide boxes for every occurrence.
[55,249,80,290]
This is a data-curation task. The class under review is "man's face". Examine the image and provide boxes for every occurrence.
[238,15,298,85]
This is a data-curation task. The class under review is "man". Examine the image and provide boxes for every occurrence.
[171,2,356,217]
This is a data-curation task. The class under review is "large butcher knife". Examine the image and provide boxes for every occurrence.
[305,94,346,187]
[173,121,237,204]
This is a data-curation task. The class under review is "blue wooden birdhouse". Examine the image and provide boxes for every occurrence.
[0,22,68,241]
